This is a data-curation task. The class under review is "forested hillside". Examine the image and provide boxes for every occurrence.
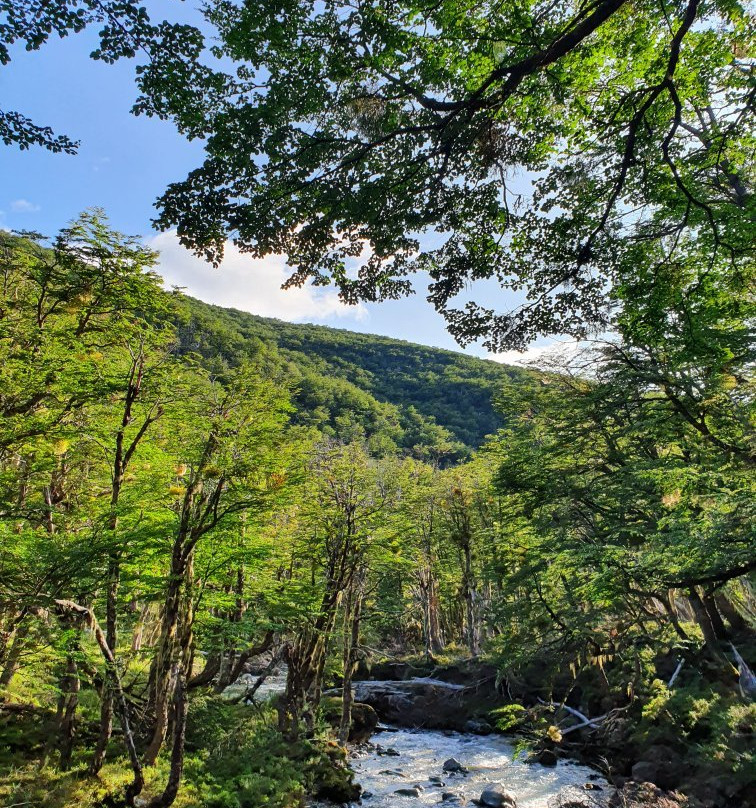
[2,0,755,806]
[173,296,518,457]
[2,213,753,808]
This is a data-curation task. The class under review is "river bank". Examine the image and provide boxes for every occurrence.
[335,654,755,808]
[342,726,610,808]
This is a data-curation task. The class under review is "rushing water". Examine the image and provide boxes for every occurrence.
[221,671,611,806]
[220,666,289,704]
[346,727,611,807]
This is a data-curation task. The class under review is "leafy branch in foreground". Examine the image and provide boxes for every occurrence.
[136,0,753,349]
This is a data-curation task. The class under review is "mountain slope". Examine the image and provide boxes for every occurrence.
[174,297,523,454]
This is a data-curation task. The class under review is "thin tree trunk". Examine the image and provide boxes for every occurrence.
[187,653,221,689]
[144,573,184,765]
[427,574,444,654]
[57,642,81,771]
[689,587,725,660]
[463,543,480,656]
[0,618,30,687]
[714,592,751,635]
[339,583,363,744]
[661,590,689,641]
[90,549,118,774]
[92,351,157,775]
[226,631,275,685]
[53,599,144,803]
[703,591,729,640]
[147,667,188,808]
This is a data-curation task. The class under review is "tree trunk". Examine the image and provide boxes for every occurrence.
[339,582,363,744]
[703,591,729,640]
[463,542,480,656]
[226,631,275,685]
[689,587,725,660]
[131,603,150,652]
[90,552,119,774]
[53,599,144,803]
[661,590,689,641]
[187,653,220,690]
[0,617,30,687]
[427,575,444,654]
[714,591,751,635]
[55,632,81,771]
[144,579,184,763]
[280,598,338,739]
[92,351,153,775]
[147,667,188,808]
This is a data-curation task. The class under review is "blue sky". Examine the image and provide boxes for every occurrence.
[0,1,558,364]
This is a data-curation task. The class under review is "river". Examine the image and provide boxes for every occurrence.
[345,726,611,807]
[222,670,611,807]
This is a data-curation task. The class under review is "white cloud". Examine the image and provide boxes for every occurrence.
[150,231,367,323]
[488,339,582,368]
[10,199,40,213]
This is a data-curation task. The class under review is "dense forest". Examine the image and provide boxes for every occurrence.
[1,212,753,808]
[1,1,755,808]
[173,297,518,455]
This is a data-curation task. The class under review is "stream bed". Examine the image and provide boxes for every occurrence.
[345,727,612,807]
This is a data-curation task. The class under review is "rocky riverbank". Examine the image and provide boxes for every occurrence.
[335,726,612,808]
[341,657,753,808]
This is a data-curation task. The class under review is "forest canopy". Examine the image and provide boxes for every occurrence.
[133,0,754,349]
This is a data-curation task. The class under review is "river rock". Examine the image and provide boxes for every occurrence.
[479,783,517,808]
[352,678,479,730]
[319,697,379,742]
[443,757,469,773]
[632,753,684,790]
[377,744,401,756]
[537,749,558,766]
[630,744,684,791]
[464,719,493,735]
[555,803,595,808]
[394,787,422,797]
[350,702,379,742]
[429,775,446,786]
[441,793,466,805]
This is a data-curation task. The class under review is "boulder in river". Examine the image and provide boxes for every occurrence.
[319,696,379,742]
[479,783,517,808]
[441,792,466,804]
[352,677,491,730]
[536,749,558,766]
[394,786,422,797]
[443,757,469,773]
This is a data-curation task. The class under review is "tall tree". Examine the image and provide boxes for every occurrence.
[135,0,752,348]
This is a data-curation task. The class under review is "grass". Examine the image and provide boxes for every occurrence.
[1,680,357,808]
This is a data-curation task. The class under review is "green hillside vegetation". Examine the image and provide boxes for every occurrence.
[173,296,520,460]
[1,213,754,808]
